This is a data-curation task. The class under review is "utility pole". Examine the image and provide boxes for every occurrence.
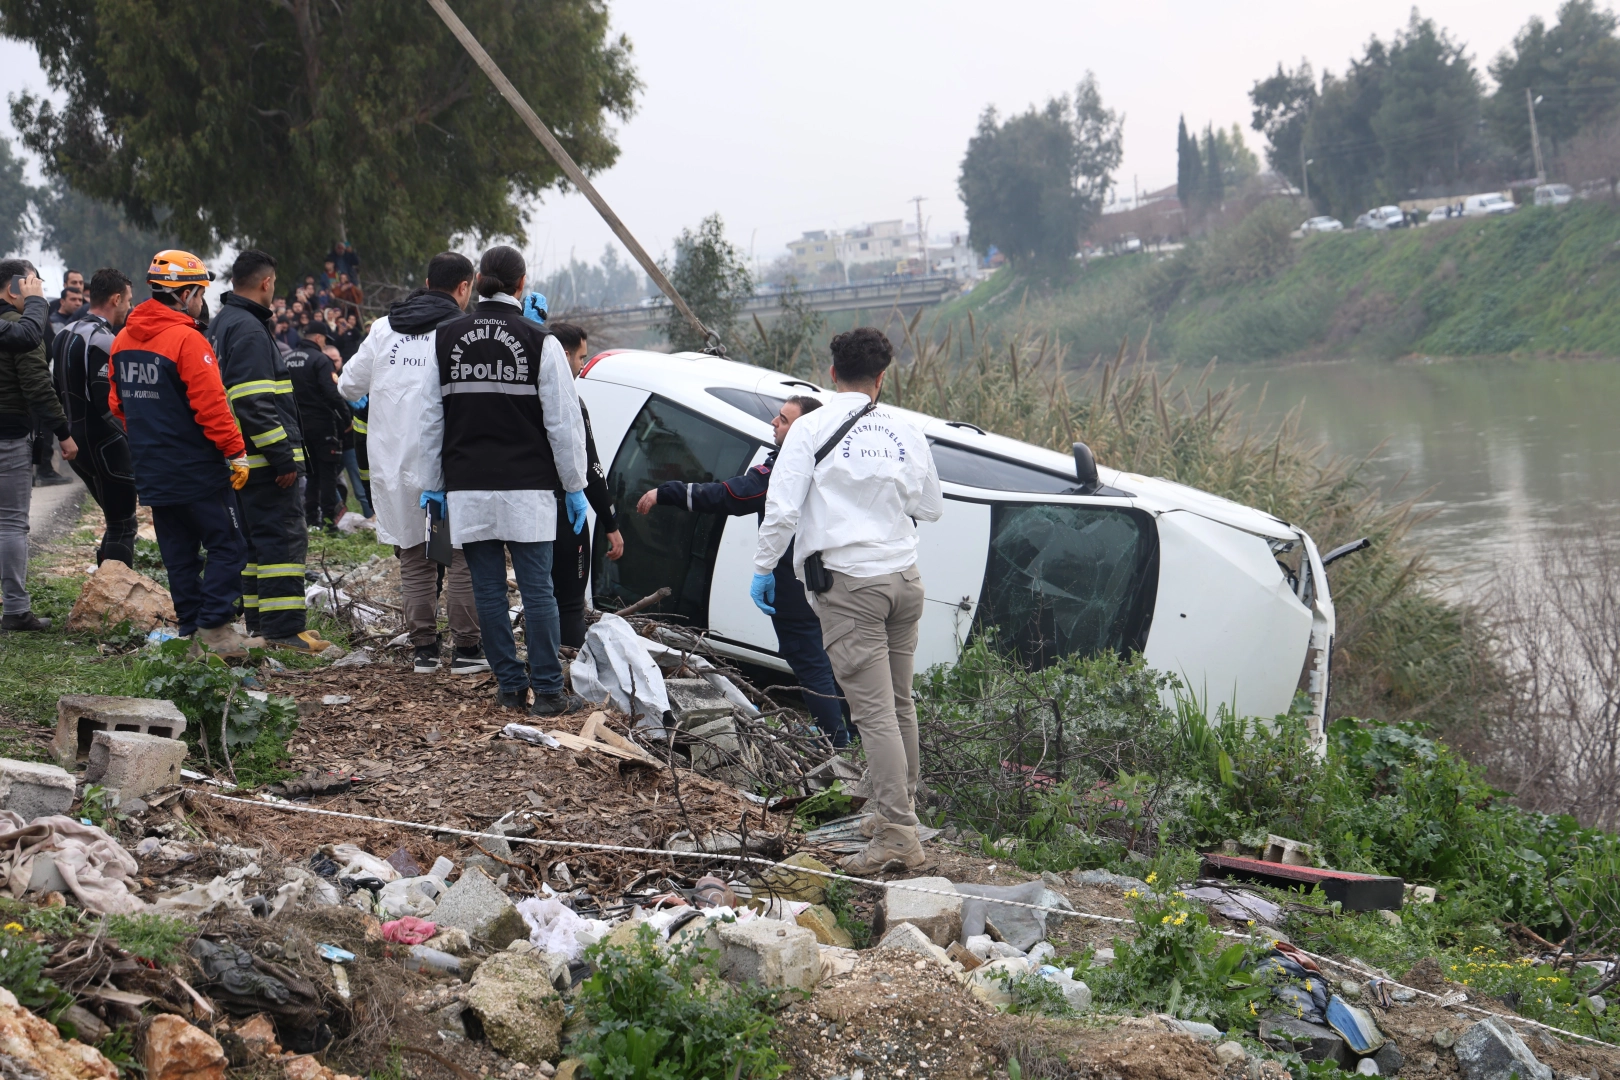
[1526,88,1546,184]
[910,195,928,276]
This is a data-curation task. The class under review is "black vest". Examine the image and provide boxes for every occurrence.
[434,300,560,492]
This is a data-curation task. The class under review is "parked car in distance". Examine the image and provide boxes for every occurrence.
[1426,204,1463,223]
[1363,205,1407,230]
[1122,234,1143,252]
[1300,216,1344,234]
[1463,192,1515,217]
[1534,183,1574,207]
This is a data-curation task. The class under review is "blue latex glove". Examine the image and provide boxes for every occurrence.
[349,395,368,409]
[750,572,776,615]
[420,490,446,513]
[565,490,589,534]
[522,292,549,325]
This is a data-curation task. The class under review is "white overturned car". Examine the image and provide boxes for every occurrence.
[576,350,1342,742]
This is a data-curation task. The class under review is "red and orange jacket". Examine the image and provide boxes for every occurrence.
[109,299,245,506]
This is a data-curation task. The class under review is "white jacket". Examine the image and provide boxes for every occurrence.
[336,314,444,547]
[755,391,943,580]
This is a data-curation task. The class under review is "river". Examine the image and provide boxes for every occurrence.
[1231,356,1620,588]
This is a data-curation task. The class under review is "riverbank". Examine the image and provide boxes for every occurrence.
[932,199,1620,365]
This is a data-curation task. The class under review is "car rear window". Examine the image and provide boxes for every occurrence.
[706,387,786,425]
[929,439,1078,493]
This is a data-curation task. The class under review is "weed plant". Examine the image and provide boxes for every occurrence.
[135,637,299,784]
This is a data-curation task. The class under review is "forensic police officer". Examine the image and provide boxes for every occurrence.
[636,394,853,747]
[753,328,942,874]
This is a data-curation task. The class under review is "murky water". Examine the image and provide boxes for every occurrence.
[1232,357,1620,588]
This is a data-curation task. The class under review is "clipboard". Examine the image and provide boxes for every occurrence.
[426,499,454,567]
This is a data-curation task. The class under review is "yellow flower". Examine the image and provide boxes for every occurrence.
[1145,872,1158,885]
[1162,914,1173,924]
[2,922,21,933]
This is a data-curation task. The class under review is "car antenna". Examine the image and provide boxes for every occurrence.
[424,0,726,357]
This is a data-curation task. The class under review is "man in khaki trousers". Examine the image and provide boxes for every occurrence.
[751,327,942,874]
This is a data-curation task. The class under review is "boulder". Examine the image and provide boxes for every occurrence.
[758,851,832,904]
[1454,1017,1552,1080]
[85,731,187,799]
[1215,1042,1248,1067]
[67,559,176,634]
[0,758,75,821]
[871,876,961,946]
[0,985,119,1079]
[432,867,526,947]
[716,919,819,992]
[465,952,566,1065]
[142,1014,227,1080]
[1371,1041,1404,1077]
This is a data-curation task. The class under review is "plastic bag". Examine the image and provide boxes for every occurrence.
[569,613,670,726]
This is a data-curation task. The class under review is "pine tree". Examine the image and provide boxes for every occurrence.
[1176,117,1204,214]
[1202,125,1225,213]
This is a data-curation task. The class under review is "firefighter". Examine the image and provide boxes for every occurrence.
[283,326,349,530]
[107,251,252,655]
[208,249,330,654]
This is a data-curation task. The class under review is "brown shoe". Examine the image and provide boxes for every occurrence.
[858,812,890,839]
[196,624,252,659]
[839,823,926,876]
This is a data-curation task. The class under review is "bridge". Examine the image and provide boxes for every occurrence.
[565,275,966,334]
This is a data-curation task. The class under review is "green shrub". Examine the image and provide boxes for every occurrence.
[574,924,786,1080]
[0,925,73,1023]
[135,637,298,784]
[104,913,193,964]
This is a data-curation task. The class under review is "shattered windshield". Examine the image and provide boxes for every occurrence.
[974,503,1158,666]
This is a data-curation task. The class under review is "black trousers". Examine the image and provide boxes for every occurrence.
[304,452,343,527]
[151,491,247,636]
[66,437,138,566]
[235,480,308,640]
[552,513,591,649]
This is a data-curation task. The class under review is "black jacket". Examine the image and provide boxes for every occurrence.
[51,313,131,473]
[0,298,66,442]
[209,293,304,480]
[0,296,47,354]
[563,402,617,533]
[284,342,348,458]
[389,288,464,335]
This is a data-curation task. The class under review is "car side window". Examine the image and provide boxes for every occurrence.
[973,503,1158,666]
[595,396,758,626]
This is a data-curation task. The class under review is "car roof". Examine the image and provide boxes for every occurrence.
[582,348,1299,541]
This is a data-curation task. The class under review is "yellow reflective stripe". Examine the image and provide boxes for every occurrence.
[352,418,368,434]
[242,455,269,468]
[227,379,277,402]
[292,447,305,462]
[258,597,305,612]
[242,595,260,608]
[275,380,293,394]
[257,563,305,578]
[250,425,288,448]
[243,564,259,574]
[359,470,371,481]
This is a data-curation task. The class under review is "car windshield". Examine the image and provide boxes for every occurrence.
[973,503,1158,666]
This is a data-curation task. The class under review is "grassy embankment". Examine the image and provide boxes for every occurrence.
[929,198,1620,364]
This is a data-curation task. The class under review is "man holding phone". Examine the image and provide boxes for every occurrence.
[0,260,78,631]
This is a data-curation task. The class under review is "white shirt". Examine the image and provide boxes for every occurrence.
[418,294,588,547]
[755,391,943,580]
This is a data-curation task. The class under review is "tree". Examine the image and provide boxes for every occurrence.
[1250,61,1317,191]
[534,244,642,312]
[662,214,752,354]
[1177,116,1203,213]
[36,180,192,296]
[1373,13,1482,194]
[1488,0,1620,166]
[1304,42,1389,220]
[1,0,639,281]
[959,74,1123,268]
[0,136,38,256]
[1202,124,1225,211]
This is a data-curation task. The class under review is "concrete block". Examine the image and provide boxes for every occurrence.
[84,731,187,798]
[0,758,76,822]
[1454,1017,1552,1080]
[717,918,819,992]
[665,679,733,727]
[432,867,526,948]
[871,876,961,947]
[54,696,187,766]
[1263,833,1314,866]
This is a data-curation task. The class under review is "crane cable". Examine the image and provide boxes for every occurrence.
[424,0,724,355]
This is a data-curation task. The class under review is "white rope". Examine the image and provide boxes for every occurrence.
[197,791,1612,1049]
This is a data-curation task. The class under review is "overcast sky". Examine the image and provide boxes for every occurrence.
[2,0,1569,280]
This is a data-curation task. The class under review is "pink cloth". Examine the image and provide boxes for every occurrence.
[0,811,142,915]
[381,916,437,944]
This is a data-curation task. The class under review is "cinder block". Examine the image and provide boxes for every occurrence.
[665,679,733,727]
[54,695,187,766]
[717,919,819,992]
[0,758,76,822]
[84,731,188,798]
[871,876,962,946]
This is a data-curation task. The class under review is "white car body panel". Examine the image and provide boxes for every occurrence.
[577,349,1337,742]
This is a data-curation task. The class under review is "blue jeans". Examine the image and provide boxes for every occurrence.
[462,539,562,696]
[342,448,372,517]
[774,612,852,747]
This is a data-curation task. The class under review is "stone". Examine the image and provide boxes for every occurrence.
[876,921,956,969]
[871,876,961,946]
[797,904,854,948]
[1356,1059,1380,1076]
[686,716,740,773]
[424,928,471,955]
[85,731,187,798]
[0,758,75,822]
[1026,941,1056,966]
[1215,1042,1248,1066]
[1372,1041,1405,1076]
[67,559,176,634]
[1163,1017,1222,1041]
[988,941,1026,960]
[554,1060,583,1080]
[957,880,1073,952]
[236,1015,279,1054]
[819,945,859,981]
[142,1014,227,1080]
[54,695,187,766]
[431,867,526,948]
[1453,1017,1552,1080]
[966,956,1029,1009]
[465,952,566,1065]
[0,985,118,1079]
[503,943,570,991]
[1071,868,1152,893]
[758,852,832,904]
[1433,1028,1455,1049]
[716,919,819,992]
[1260,1017,1350,1067]
[1041,971,1091,1012]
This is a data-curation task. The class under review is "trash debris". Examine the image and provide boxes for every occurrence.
[692,874,737,909]
[66,558,176,633]
[1326,994,1385,1054]
[502,723,561,748]
[305,583,388,628]
[515,895,609,962]
[1200,850,1404,911]
[568,612,670,725]
[381,916,437,944]
[320,694,352,705]
[316,943,355,963]
[405,944,463,976]
[267,772,352,799]
[0,810,142,913]
[189,937,330,1053]
[956,880,1073,952]
[329,647,373,668]
[1184,881,1284,926]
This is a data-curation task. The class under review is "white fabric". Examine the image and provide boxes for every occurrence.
[448,488,556,546]
[337,314,439,547]
[755,391,943,579]
[570,612,671,726]
[0,812,143,915]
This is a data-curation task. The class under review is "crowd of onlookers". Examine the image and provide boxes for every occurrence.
[270,240,367,358]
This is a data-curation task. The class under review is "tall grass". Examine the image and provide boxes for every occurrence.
[882,319,1495,735]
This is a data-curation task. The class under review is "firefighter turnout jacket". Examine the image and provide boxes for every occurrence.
[208,293,304,481]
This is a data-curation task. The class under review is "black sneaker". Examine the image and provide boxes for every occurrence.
[497,689,529,710]
[413,645,441,673]
[449,646,490,674]
[0,611,52,632]
[530,691,587,718]
[33,466,72,487]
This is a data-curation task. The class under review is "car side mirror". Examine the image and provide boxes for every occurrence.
[1072,442,1101,495]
